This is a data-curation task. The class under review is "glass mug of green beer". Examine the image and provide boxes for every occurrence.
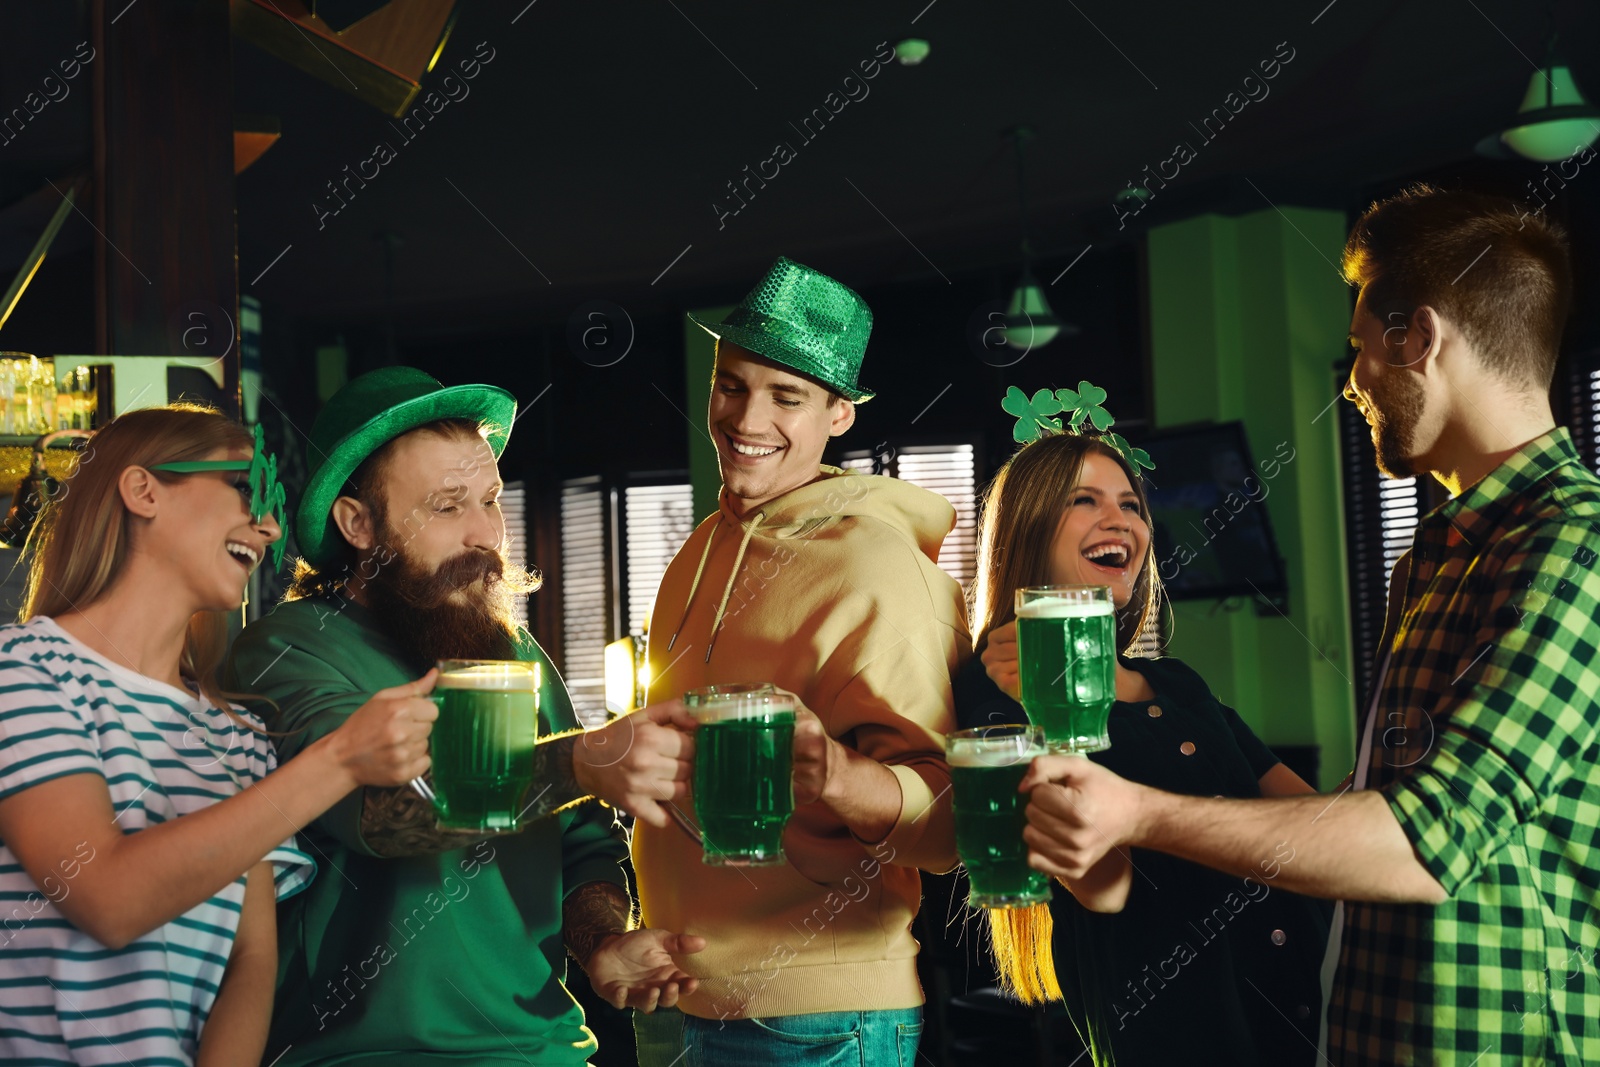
[429,660,540,831]
[1015,585,1115,754]
[684,683,796,867]
[949,725,1050,907]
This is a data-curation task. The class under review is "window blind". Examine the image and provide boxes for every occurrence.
[622,483,696,638]
[501,480,529,631]
[896,446,979,593]
[839,442,979,594]
[559,478,608,725]
[1572,360,1600,475]
[1130,604,1165,658]
[1338,385,1422,710]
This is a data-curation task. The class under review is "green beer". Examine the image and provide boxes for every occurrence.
[431,660,540,831]
[685,684,795,867]
[949,726,1050,908]
[1016,586,1115,754]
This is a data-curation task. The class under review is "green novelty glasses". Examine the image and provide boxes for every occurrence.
[150,424,288,569]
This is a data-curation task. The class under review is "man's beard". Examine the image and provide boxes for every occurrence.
[361,537,539,672]
[1369,370,1427,479]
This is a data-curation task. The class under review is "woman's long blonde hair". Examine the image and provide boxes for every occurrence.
[970,432,1165,1010]
[22,405,255,711]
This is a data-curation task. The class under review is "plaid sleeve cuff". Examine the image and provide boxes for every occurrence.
[1384,728,1534,896]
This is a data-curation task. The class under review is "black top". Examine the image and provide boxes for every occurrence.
[954,653,1332,1066]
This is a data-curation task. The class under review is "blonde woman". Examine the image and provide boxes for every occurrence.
[0,406,435,1066]
[957,430,1329,1066]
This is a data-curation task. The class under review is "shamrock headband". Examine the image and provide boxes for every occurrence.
[150,424,289,570]
[1001,381,1155,475]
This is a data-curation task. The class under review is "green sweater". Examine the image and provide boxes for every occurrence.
[225,596,628,1066]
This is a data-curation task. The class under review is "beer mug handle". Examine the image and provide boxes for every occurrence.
[409,695,447,816]
[667,803,704,846]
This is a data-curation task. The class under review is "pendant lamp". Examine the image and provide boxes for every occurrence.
[1001,127,1069,352]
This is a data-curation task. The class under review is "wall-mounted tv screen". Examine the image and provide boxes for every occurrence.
[1134,420,1292,604]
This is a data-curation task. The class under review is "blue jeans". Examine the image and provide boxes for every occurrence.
[634,1006,923,1067]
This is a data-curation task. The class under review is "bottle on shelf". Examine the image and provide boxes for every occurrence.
[0,359,14,435]
[32,356,56,436]
[12,357,36,436]
[56,367,73,431]
[87,365,112,430]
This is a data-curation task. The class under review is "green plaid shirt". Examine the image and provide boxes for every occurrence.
[1330,428,1600,1065]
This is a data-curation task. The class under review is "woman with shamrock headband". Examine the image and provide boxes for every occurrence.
[0,405,438,1066]
[957,383,1331,1065]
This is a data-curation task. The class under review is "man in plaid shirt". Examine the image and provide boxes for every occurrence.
[1010,184,1600,1064]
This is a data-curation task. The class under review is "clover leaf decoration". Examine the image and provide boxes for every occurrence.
[1106,432,1156,474]
[1056,381,1114,433]
[999,381,1155,477]
[1002,386,1064,443]
[261,455,289,569]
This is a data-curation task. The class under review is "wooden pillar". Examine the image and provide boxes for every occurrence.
[93,0,239,414]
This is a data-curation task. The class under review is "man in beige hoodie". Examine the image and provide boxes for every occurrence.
[630,257,966,1066]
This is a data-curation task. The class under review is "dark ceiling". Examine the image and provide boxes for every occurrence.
[2,0,1599,340]
[233,0,1600,331]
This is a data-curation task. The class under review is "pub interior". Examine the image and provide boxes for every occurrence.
[2,2,1599,1066]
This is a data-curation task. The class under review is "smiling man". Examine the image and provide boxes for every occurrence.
[1014,186,1600,1065]
[226,368,703,1066]
[630,258,966,1066]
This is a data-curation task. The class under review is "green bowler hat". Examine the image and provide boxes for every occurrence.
[689,256,875,402]
[296,367,517,568]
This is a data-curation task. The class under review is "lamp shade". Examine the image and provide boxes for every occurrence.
[1501,66,1600,163]
[1002,271,1063,351]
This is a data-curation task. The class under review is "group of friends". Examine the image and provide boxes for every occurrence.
[0,182,1596,1066]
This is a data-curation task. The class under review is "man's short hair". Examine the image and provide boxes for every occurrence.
[1342,183,1571,389]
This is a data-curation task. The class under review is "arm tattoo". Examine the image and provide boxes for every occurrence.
[359,734,596,859]
[521,733,593,821]
[360,782,503,858]
[564,880,634,970]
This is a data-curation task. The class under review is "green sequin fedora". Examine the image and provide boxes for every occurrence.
[296,367,517,568]
[689,256,875,402]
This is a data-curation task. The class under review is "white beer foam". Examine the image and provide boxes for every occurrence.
[688,696,797,723]
[948,739,1044,767]
[437,665,539,692]
[1016,596,1113,619]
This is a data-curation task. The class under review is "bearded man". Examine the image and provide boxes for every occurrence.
[227,368,701,1067]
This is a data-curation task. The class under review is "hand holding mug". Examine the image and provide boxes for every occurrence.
[327,669,439,788]
[790,701,840,808]
[1019,754,1146,880]
[982,621,1021,701]
[573,701,698,829]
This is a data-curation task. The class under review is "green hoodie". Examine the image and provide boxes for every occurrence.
[635,466,968,1020]
[226,598,628,1066]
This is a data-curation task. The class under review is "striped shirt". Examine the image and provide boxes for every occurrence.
[0,616,314,1066]
[1330,428,1600,1065]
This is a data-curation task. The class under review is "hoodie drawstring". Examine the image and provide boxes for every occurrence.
[665,522,720,652]
[704,511,764,663]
